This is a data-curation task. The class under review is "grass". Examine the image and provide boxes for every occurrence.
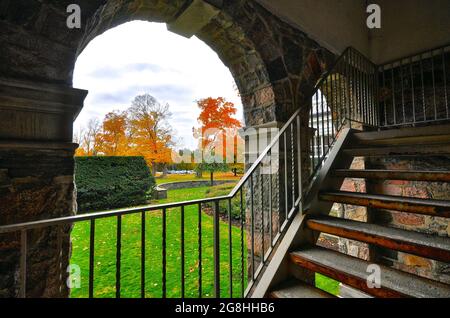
[155,172,241,185]
[315,273,340,296]
[70,186,247,298]
[70,183,340,298]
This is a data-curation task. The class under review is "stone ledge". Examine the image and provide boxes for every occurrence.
[0,140,78,151]
[0,77,88,120]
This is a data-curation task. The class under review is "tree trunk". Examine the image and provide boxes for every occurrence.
[151,162,157,176]
[233,168,237,176]
[210,171,214,186]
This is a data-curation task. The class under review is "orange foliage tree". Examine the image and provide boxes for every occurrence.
[194,97,242,183]
[74,94,174,176]
[127,94,174,175]
[96,110,129,156]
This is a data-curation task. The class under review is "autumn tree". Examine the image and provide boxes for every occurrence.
[195,97,242,184]
[127,94,174,176]
[96,110,130,156]
[74,118,102,156]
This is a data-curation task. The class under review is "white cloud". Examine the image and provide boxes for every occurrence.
[73,21,243,150]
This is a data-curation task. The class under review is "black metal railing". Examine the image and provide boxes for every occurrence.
[379,44,450,127]
[307,47,378,179]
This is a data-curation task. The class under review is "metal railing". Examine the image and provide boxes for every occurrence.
[379,44,450,127]
[0,47,385,298]
[308,47,378,179]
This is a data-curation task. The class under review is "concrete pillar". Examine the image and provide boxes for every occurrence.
[0,78,87,297]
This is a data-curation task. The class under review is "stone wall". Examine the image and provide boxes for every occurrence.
[0,143,77,297]
[366,156,450,284]
[0,78,86,297]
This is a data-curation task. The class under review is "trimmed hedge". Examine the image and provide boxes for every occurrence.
[75,156,155,213]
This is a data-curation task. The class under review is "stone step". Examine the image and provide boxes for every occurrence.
[319,191,450,218]
[270,280,335,298]
[333,169,450,182]
[289,247,450,298]
[352,124,450,146]
[343,143,450,157]
[306,215,450,262]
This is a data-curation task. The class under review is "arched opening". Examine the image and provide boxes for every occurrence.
[70,20,249,298]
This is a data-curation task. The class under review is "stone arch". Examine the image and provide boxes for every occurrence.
[0,0,337,298]
[73,0,276,127]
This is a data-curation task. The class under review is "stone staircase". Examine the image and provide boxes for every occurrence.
[268,124,450,298]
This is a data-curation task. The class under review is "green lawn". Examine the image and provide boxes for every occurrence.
[316,273,340,296]
[70,186,247,298]
[155,172,241,185]
[70,185,339,298]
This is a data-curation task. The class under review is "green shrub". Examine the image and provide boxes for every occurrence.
[204,183,242,220]
[75,156,155,213]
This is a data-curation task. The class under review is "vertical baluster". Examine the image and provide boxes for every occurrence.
[351,50,358,123]
[228,199,233,298]
[89,219,95,298]
[366,60,371,125]
[116,215,122,298]
[290,123,295,210]
[260,169,265,262]
[315,88,320,163]
[382,67,387,126]
[322,78,335,140]
[213,201,221,298]
[283,133,289,217]
[296,115,303,206]
[420,54,426,121]
[19,229,27,298]
[198,203,202,298]
[431,51,437,120]
[309,96,315,173]
[400,59,406,124]
[339,62,345,126]
[345,54,352,127]
[391,64,397,125]
[325,75,331,146]
[141,212,146,298]
[249,175,255,280]
[442,48,449,119]
[240,189,245,297]
[181,206,185,298]
[162,208,167,298]
[57,225,63,296]
[410,57,416,124]
[318,92,325,158]
[361,54,367,124]
[329,74,335,132]
[268,149,273,245]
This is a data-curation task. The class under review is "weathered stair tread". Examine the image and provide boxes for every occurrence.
[353,124,450,144]
[343,143,450,157]
[270,280,335,298]
[307,215,450,262]
[333,169,450,182]
[353,133,450,147]
[319,191,450,217]
[290,247,450,298]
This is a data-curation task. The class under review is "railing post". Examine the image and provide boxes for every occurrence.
[19,229,27,298]
[213,200,221,298]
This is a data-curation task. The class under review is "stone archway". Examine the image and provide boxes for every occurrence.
[74,0,276,127]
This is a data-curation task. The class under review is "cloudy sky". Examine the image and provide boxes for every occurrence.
[73,21,243,150]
